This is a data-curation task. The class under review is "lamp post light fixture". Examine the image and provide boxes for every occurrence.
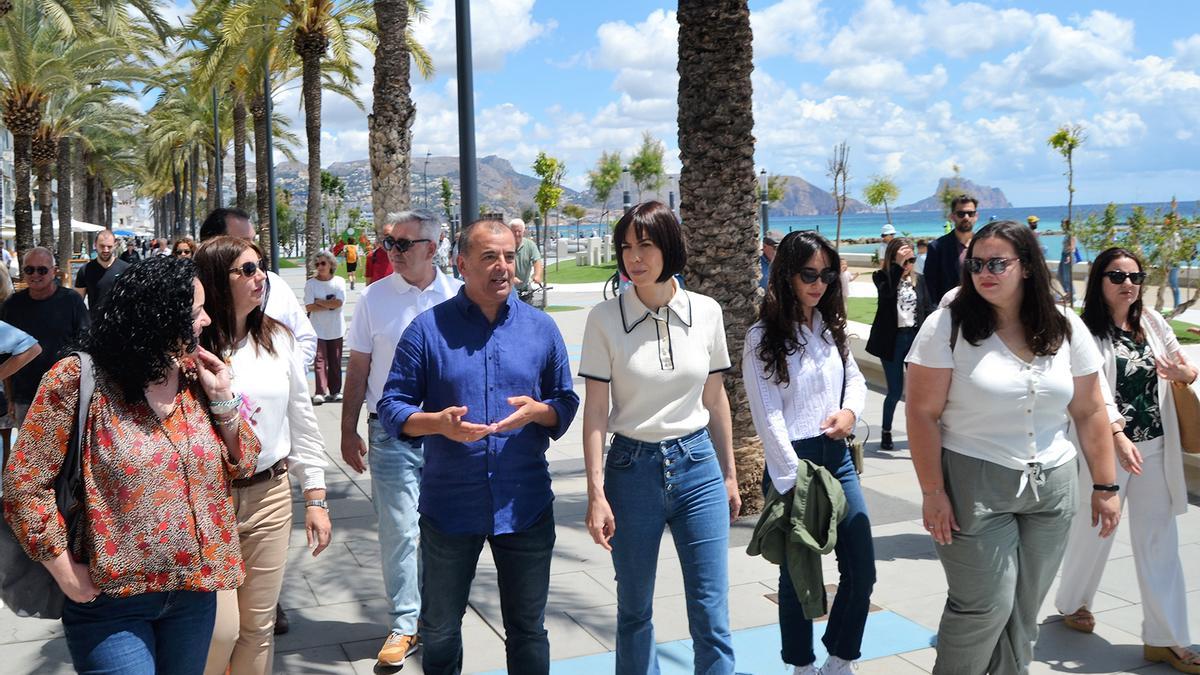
[760,168,770,239]
[668,174,676,214]
[622,166,632,215]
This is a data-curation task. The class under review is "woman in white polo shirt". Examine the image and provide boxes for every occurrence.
[905,221,1121,675]
[580,201,741,674]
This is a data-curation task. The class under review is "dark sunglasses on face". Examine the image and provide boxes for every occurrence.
[797,267,839,284]
[1104,270,1147,285]
[903,257,917,266]
[954,210,978,218]
[175,249,192,256]
[22,266,50,276]
[383,237,431,253]
[228,260,267,277]
[964,256,1019,275]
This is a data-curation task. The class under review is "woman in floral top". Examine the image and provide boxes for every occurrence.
[2,256,260,675]
[1057,247,1199,674]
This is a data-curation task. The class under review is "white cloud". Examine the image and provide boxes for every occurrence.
[920,0,1035,58]
[824,60,947,98]
[1175,34,1200,68]
[823,0,924,65]
[1087,110,1146,148]
[412,0,551,72]
[750,0,825,61]
[593,9,677,73]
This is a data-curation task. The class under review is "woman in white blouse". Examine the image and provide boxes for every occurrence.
[1055,247,1198,674]
[195,236,333,675]
[905,221,1120,675]
[580,201,740,674]
[743,231,872,675]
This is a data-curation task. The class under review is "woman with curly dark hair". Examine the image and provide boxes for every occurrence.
[579,201,740,673]
[905,221,1120,674]
[742,230,872,675]
[2,255,261,675]
[195,236,330,675]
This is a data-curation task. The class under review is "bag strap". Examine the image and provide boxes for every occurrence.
[74,352,94,442]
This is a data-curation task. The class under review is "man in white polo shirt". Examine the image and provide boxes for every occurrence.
[341,209,462,667]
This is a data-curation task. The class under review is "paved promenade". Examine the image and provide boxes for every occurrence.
[1,266,1197,674]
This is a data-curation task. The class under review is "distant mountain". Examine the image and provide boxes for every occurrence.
[897,177,1011,212]
[766,175,870,217]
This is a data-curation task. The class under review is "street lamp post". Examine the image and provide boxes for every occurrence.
[212,87,222,207]
[622,166,632,215]
[263,62,280,272]
[423,150,431,209]
[760,169,769,239]
[455,0,479,229]
[668,175,676,214]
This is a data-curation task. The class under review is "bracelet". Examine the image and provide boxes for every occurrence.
[209,393,242,413]
[922,488,945,497]
[214,413,240,429]
[1093,483,1120,492]
[305,499,329,510]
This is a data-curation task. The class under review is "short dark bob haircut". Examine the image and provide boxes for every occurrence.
[1081,247,1146,343]
[77,255,198,402]
[614,201,687,284]
[949,220,1070,355]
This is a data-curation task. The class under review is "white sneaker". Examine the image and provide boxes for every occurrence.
[311,394,326,405]
[793,665,819,675]
[820,655,856,674]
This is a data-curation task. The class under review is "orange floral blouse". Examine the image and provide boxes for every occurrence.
[2,356,261,597]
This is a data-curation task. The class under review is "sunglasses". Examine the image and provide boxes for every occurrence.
[175,249,192,256]
[228,260,267,277]
[1104,270,1146,285]
[22,266,50,276]
[954,210,978,218]
[797,267,839,285]
[964,256,1019,275]
[383,237,431,253]
[903,257,917,266]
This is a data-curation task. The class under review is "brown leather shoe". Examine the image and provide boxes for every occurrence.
[377,633,420,666]
[274,604,289,635]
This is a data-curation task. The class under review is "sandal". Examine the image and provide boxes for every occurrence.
[1062,607,1095,633]
[1145,646,1200,674]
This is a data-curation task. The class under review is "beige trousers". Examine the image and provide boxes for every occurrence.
[204,472,293,675]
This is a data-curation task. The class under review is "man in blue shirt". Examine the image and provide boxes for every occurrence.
[378,219,579,675]
[759,230,782,290]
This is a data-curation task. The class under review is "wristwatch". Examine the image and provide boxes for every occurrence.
[1092,483,1120,493]
[305,499,329,510]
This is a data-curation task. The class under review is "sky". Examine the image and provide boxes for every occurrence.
[170,0,1200,207]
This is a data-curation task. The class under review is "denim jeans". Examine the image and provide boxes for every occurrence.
[606,428,734,675]
[881,327,917,432]
[419,506,556,675]
[62,590,216,675]
[1169,265,1181,307]
[368,417,423,636]
[772,435,876,667]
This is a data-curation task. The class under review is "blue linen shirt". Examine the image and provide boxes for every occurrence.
[378,288,580,536]
[0,321,38,356]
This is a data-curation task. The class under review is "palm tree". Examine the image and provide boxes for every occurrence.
[677,0,761,512]
[369,0,433,225]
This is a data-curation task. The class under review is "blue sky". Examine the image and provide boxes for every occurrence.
[179,0,1200,207]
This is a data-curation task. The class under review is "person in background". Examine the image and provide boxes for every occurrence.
[154,238,171,256]
[435,230,452,272]
[74,230,131,324]
[877,224,896,269]
[0,241,12,276]
[760,230,783,290]
[0,320,41,466]
[1056,247,1198,674]
[867,237,930,451]
[173,237,196,258]
[580,201,740,674]
[1058,223,1077,307]
[343,238,360,290]
[0,247,89,429]
[3,256,260,675]
[924,195,978,305]
[905,221,1120,675]
[365,222,394,286]
[119,239,142,264]
[915,240,929,275]
[743,230,873,675]
[197,237,331,675]
[509,218,544,301]
[304,250,346,405]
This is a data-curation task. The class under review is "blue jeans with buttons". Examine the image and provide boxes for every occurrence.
[606,428,734,675]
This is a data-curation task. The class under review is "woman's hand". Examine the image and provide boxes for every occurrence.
[586,495,616,551]
[922,490,959,546]
[1091,490,1121,538]
[1114,432,1143,475]
[725,474,742,523]
[305,506,333,557]
[820,409,856,440]
[45,553,101,604]
[1155,354,1197,385]
[193,346,234,402]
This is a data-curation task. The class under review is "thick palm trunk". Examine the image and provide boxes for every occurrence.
[678,0,762,513]
[11,133,34,260]
[73,146,85,220]
[369,0,414,226]
[233,93,248,210]
[57,137,74,273]
[84,171,97,225]
[206,150,217,214]
[36,163,53,247]
[299,42,325,277]
[250,96,271,240]
[104,185,113,231]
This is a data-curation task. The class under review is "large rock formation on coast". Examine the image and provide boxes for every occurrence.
[897,177,1011,212]
[764,175,870,216]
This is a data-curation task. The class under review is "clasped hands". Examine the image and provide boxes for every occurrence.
[436,396,550,443]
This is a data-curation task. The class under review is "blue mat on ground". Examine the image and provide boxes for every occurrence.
[478,610,935,674]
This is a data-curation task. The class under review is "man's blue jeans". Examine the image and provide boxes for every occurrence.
[419,506,556,675]
[368,417,423,636]
[772,435,876,667]
[62,590,216,675]
[606,428,734,675]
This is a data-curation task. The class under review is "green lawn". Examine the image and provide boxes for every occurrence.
[544,259,618,284]
[280,258,300,269]
[846,296,1200,344]
[546,305,584,313]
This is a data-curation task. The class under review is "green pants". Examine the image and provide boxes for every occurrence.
[933,451,1078,675]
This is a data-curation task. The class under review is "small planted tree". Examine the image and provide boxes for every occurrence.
[629,132,665,200]
[937,163,964,219]
[863,175,900,223]
[532,151,566,257]
[1048,123,1086,231]
[827,141,850,248]
[587,150,622,223]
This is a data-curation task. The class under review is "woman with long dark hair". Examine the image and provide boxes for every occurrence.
[580,201,740,674]
[905,221,1121,674]
[196,236,331,675]
[3,256,260,674]
[866,236,930,450]
[1055,247,1197,673]
[743,231,873,675]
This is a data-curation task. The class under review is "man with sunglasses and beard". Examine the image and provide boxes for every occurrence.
[0,247,89,429]
[341,209,462,667]
[923,194,979,306]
